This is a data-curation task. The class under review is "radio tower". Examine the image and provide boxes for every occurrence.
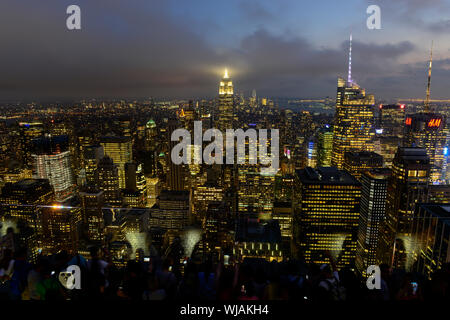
[425,41,433,112]
[347,33,352,84]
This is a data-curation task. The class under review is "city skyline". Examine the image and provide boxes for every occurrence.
[1,0,450,101]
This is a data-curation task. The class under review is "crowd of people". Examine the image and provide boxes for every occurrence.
[0,246,449,301]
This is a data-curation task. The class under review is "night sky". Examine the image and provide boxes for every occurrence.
[1,0,450,101]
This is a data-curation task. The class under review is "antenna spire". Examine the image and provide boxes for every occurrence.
[425,41,433,112]
[347,33,352,84]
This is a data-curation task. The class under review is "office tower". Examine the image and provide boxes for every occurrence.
[217,69,234,132]
[146,176,160,207]
[356,168,391,277]
[332,35,375,169]
[19,122,44,167]
[274,173,294,202]
[404,113,447,183]
[83,145,104,185]
[272,201,293,255]
[295,167,361,269]
[202,201,232,255]
[378,104,406,138]
[373,136,402,168]
[237,165,275,219]
[411,203,450,279]
[166,118,185,191]
[317,126,333,167]
[123,162,147,207]
[234,217,283,262]
[306,139,317,168]
[379,148,430,269]
[41,199,81,255]
[192,182,223,223]
[428,184,450,203]
[96,156,122,207]
[343,151,383,180]
[150,190,190,232]
[79,186,105,242]
[0,179,53,226]
[100,136,132,189]
[145,119,157,152]
[32,135,75,201]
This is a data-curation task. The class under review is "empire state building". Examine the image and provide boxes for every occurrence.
[217,69,234,132]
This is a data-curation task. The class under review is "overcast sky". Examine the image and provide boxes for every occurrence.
[1,0,450,101]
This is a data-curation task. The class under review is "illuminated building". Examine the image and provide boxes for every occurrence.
[343,151,383,180]
[193,182,223,223]
[83,145,104,185]
[151,190,190,232]
[32,135,75,202]
[332,36,375,169]
[19,122,44,167]
[234,217,283,262]
[123,162,147,208]
[166,118,185,191]
[356,168,391,277]
[41,199,81,255]
[272,201,293,255]
[96,156,122,207]
[146,176,160,207]
[295,167,361,269]
[306,139,317,168]
[237,165,275,219]
[202,201,232,254]
[411,203,450,279]
[379,148,430,269]
[100,136,132,189]
[79,186,105,242]
[0,179,54,260]
[373,136,402,168]
[428,184,450,203]
[217,69,234,132]
[404,113,447,183]
[378,104,406,138]
[317,126,333,167]
[145,119,157,152]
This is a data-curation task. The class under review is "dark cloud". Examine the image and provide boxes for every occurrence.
[0,0,444,101]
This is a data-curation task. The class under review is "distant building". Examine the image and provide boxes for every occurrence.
[32,135,75,201]
[100,136,132,189]
[343,151,383,180]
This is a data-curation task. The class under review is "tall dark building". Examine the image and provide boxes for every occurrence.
[379,148,430,269]
[356,168,391,276]
[343,151,383,180]
[166,118,185,191]
[378,104,406,138]
[411,203,450,279]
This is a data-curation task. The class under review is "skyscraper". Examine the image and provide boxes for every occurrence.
[96,156,122,207]
[83,145,104,185]
[100,136,133,189]
[404,113,447,183]
[32,135,75,202]
[217,69,234,132]
[317,126,333,167]
[379,148,430,269]
[295,167,361,269]
[332,35,375,169]
[356,168,391,276]
[343,151,383,180]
